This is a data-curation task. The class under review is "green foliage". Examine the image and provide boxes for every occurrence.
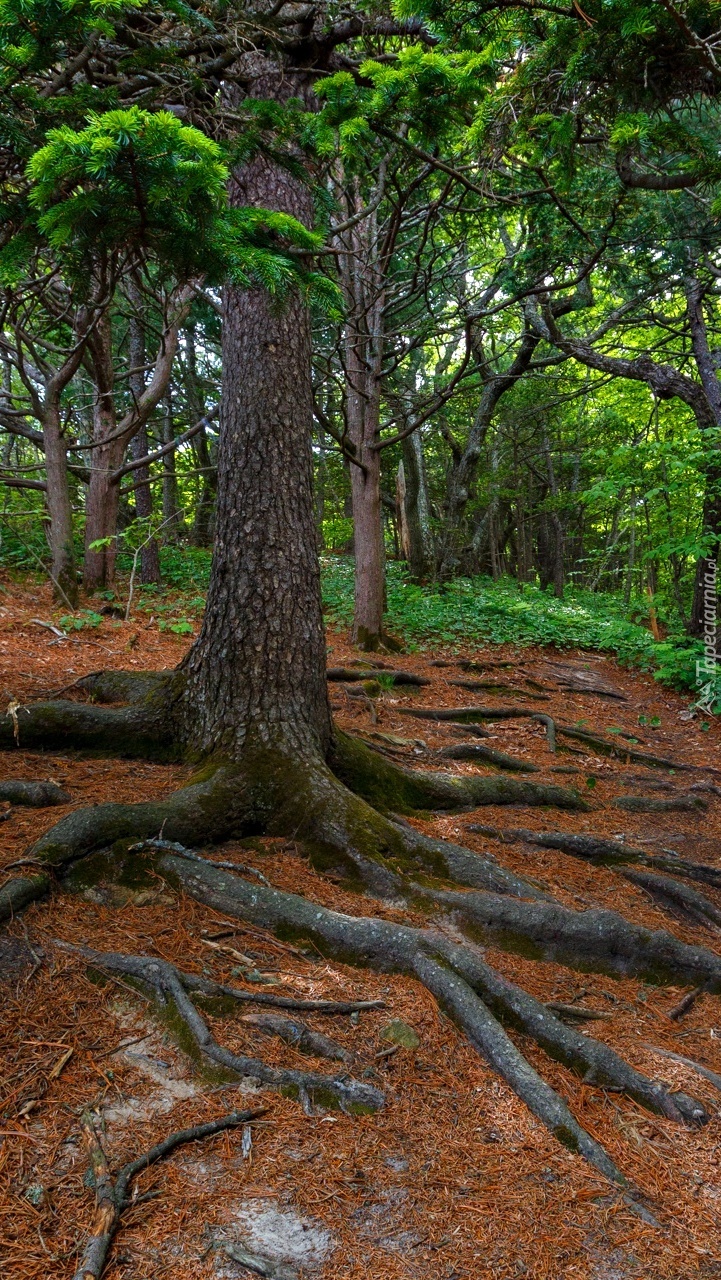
[321,558,714,703]
[0,0,143,89]
[58,609,102,630]
[11,107,332,298]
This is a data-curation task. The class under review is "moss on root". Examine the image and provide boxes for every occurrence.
[328,730,587,814]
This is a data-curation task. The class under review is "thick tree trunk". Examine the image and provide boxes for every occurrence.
[128,307,161,584]
[178,128,331,759]
[43,404,78,606]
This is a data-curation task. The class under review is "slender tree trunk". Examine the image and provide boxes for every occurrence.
[160,393,183,539]
[438,331,539,581]
[686,278,721,636]
[624,502,636,607]
[338,193,386,650]
[128,305,161,584]
[185,325,217,547]
[84,314,122,591]
[400,430,434,581]
[43,403,78,605]
[179,69,331,759]
[542,428,565,598]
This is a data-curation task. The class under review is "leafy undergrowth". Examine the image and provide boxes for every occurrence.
[1,542,716,708]
[322,559,719,711]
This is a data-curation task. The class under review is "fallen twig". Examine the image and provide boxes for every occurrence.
[545,1001,612,1022]
[668,985,708,1022]
[72,1107,265,1280]
[128,838,271,887]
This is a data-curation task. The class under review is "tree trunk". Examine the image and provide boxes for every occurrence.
[160,393,183,539]
[179,117,331,760]
[84,314,122,591]
[349,436,384,648]
[437,331,539,581]
[685,278,721,636]
[338,191,386,650]
[43,403,78,606]
[128,306,161,584]
[400,430,434,581]
[185,325,217,547]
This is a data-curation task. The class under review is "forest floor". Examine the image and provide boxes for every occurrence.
[1,574,720,1280]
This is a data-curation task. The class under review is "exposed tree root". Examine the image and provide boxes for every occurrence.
[0,779,70,806]
[614,794,707,813]
[0,764,250,922]
[400,705,545,723]
[57,940,385,1015]
[73,1107,265,1280]
[65,946,384,1114]
[329,730,587,813]
[71,669,174,705]
[469,826,721,891]
[4,687,714,1209]
[400,706,703,771]
[327,667,430,686]
[1,737,577,919]
[0,697,176,758]
[449,680,550,701]
[555,726,699,771]
[642,1044,721,1096]
[449,722,492,739]
[412,882,721,990]
[438,743,540,773]
[160,850,705,1209]
[619,868,721,932]
[240,1013,351,1062]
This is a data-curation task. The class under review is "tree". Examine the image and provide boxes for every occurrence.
[1,4,717,1206]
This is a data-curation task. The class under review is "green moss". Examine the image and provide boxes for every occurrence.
[63,841,158,893]
[191,992,240,1018]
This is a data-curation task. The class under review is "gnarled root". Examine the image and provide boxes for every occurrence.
[420,883,721,990]
[162,850,690,1210]
[65,945,383,1114]
[329,730,587,813]
[73,668,174,705]
[0,779,69,806]
[0,698,175,758]
[619,868,721,932]
[0,764,248,921]
[472,826,721,891]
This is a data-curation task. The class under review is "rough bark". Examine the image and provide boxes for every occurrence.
[177,62,331,760]
[84,311,123,591]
